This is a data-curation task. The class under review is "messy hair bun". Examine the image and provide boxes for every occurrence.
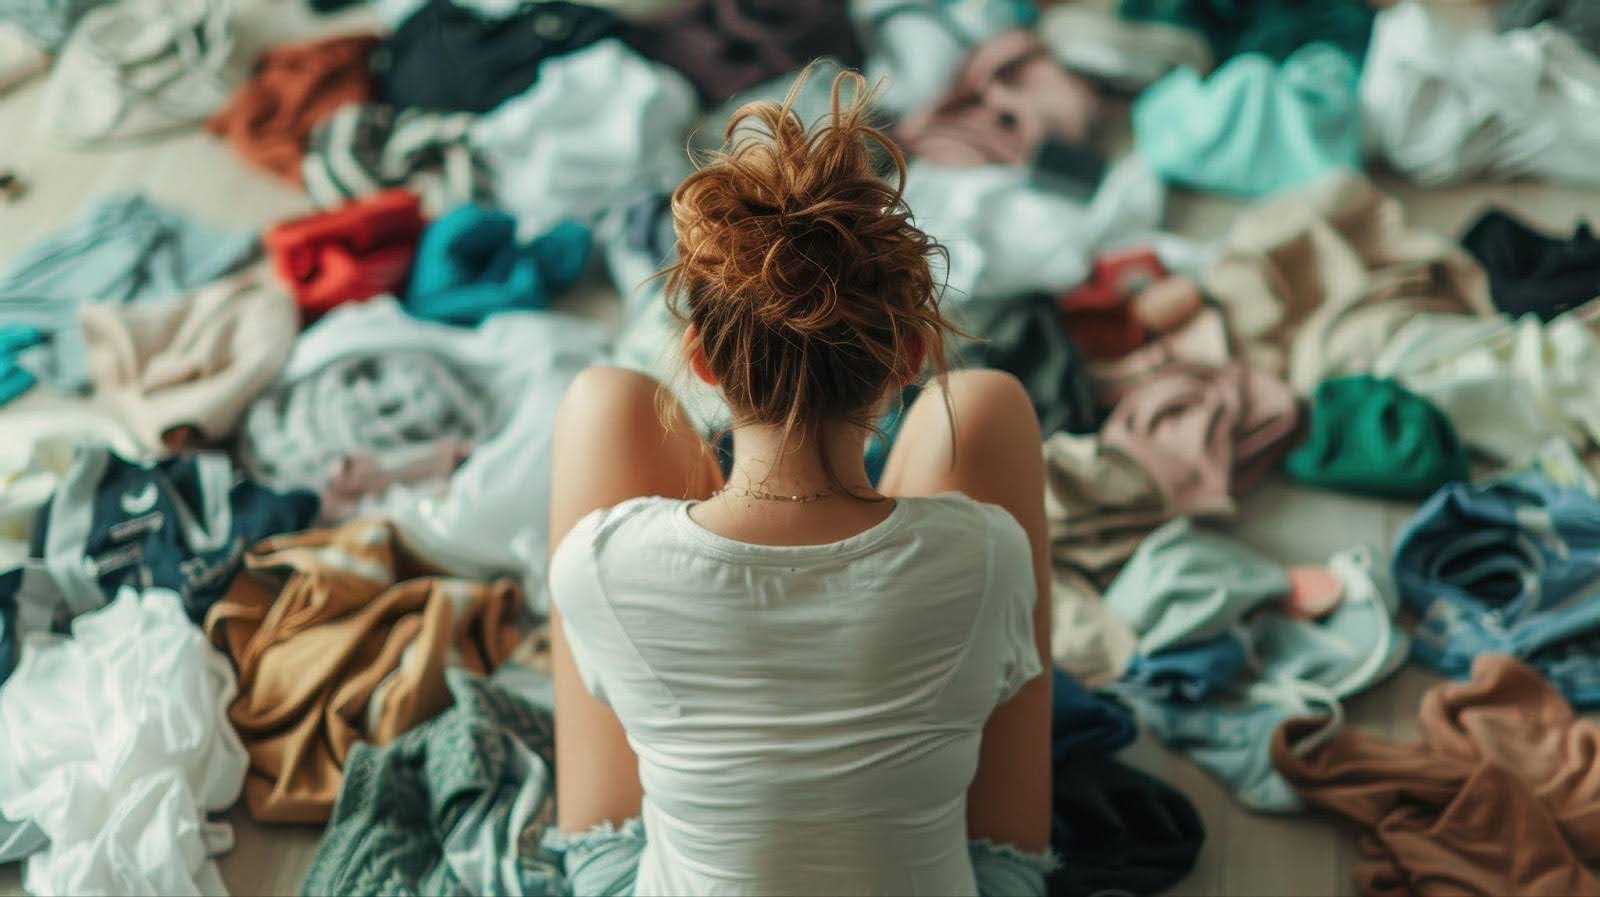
[663,66,956,477]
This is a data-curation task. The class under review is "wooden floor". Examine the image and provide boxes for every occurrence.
[0,1,1591,894]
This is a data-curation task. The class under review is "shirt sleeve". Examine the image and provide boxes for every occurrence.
[548,509,612,705]
[983,505,1045,704]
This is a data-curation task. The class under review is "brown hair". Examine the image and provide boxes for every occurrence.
[661,67,958,492]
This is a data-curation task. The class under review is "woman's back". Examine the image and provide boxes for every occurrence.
[550,492,1040,895]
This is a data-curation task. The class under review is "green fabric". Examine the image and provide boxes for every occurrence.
[1117,0,1374,64]
[300,668,562,897]
[1285,375,1470,499]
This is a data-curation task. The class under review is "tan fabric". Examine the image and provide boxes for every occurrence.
[1087,305,1232,408]
[204,518,521,823]
[80,266,297,453]
[1050,566,1137,686]
[1201,171,1494,394]
[1272,654,1600,897]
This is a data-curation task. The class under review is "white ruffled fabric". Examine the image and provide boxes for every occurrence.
[1360,1,1600,186]
[0,587,247,896]
[470,39,697,238]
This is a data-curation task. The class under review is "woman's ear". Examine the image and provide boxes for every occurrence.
[898,329,926,386]
[682,323,718,386]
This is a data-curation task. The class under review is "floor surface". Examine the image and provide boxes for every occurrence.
[0,1,1594,894]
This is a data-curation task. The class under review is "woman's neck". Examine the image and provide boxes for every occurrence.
[724,421,877,499]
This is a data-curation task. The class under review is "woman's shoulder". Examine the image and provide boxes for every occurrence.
[897,492,1028,546]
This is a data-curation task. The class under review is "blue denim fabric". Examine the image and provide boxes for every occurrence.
[1052,666,1137,760]
[1393,471,1600,706]
[406,206,591,325]
[1122,631,1250,703]
[0,193,257,395]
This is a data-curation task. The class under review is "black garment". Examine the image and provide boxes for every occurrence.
[1498,0,1600,59]
[1460,208,1600,322]
[957,295,1100,437]
[1050,755,1207,897]
[623,0,863,104]
[376,0,623,114]
[0,568,16,687]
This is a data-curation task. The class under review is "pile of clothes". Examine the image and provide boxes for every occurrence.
[3,0,1600,896]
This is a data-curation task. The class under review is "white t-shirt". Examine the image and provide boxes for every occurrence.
[549,493,1041,896]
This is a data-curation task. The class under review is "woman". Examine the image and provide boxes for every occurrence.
[545,69,1055,896]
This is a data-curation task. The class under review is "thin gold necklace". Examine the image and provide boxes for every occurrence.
[714,484,837,503]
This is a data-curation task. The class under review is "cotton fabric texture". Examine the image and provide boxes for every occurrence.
[1116,0,1374,64]
[79,266,298,452]
[0,0,105,49]
[1284,375,1469,500]
[0,23,47,93]
[1460,207,1600,322]
[377,0,620,114]
[0,587,247,896]
[850,0,1035,116]
[299,667,562,897]
[39,0,236,144]
[264,188,425,318]
[1201,171,1495,393]
[1498,0,1600,59]
[206,32,378,185]
[0,405,136,571]
[1360,1,1600,187]
[469,39,696,239]
[1037,2,1212,91]
[0,192,257,395]
[550,493,1042,895]
[204,518,522,823]
[1050,754,1205,897]
[302,103,488,216]
[405,206,590,325]
[1273,653,1600,897]
[1134,43,1361,198]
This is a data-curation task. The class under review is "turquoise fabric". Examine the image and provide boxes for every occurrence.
[1285,374,1470,499]
[1117,0,1374,63]
[1134,43,1361,198]
[405,205,591,326]
[0,324,43,405]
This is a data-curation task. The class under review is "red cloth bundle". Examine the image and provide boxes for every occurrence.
[265,189,425,318]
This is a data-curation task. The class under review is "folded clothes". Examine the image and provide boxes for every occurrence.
[1202,171,1495,393]
[1498,0,1600,59]
[1273,654,1600,897]
[204,518,522,823]
[1134,43,1361,198]
[378,0,621,114]
[405,206,591,325]
[624,0,861,104]
[80,266,298,453]
[1284,375,1469,500]
[0,0,105,49]
[954,295,1098,438]
[0,405,137,571]
[300,667,562,896]
[1460,208,1600,322]
[470,39,696,239]
[0,23,47,93]
[1100,362,1298,517]
[1117,0,1374,65]
[264,189,426,318]
[303,103,489,216]
[1050,754,1205,897]
[0,192,258,396]
[1361,1,1600,187]
[896,30,1099,168]
[39,0,236,144]
[1394,471,1600,707]
[1038,2,1211,92]
[851,0,1034,116]
[1372,304,1600,464]
[207,33,378,185]
[0,588,247,896]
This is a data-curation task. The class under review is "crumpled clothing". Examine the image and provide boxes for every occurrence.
[1201,170,1495,393]
[204,518,522,824]
[0,22,47,92]
[1134,43,1362,198]
[263,297,608,597]
[0,192,258,394]
[1085,304,1231,408]
[0,587,247,896]
[264,188,426,318]
[1284,374,1469,500]
[470,39,697,239]
[0,324,44,405]
[300,667,561,897]
[405,206,590,325]
[1100,362,1299,517]
[1042,430,1169,588]
[1371,303,1600,465]
[1273,654,1600,897]
[1393,471,1600,707]
[952,295,1098,438]
[624,0,862,104]
[302,103,489,216]
[0,404,136,570]
[1460,207,1600,322]
[12,445,318,625]
[1051,754,1205,897]
[1049,565,1138,686]
[80,266,298,452]
[688,56,882,160]
[207,32,378,185]
[1037,2,1211,92]
[318,440,473,524]
[377,0,621,114]
[1498,0,1600,60]
[850,0,1035,116]
[896,30,1099,167]
[0,0,105,49]
[1360,1,1600,187]
[39,0,236,144]
[1117,0,1374,65]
